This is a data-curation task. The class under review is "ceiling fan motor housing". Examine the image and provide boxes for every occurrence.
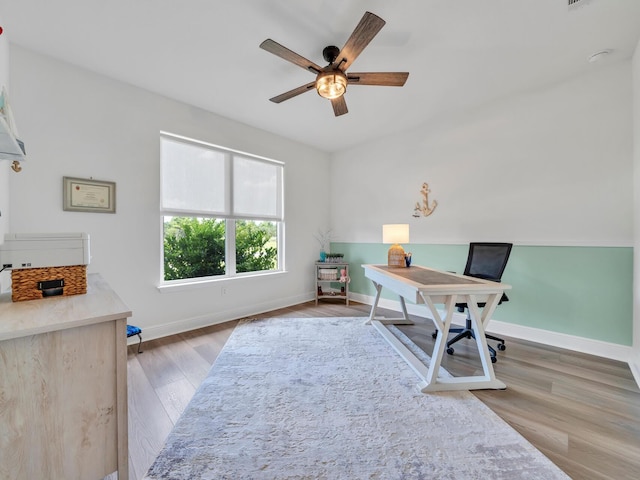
[322,45,340,64]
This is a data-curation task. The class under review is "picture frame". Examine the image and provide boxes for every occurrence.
[63,176,116,213]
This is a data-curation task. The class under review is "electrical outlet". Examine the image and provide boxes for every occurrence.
[221,286,228,296]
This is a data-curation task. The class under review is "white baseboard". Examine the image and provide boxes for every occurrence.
[349,292,633,363]
[127,292,314,345]
[629,351,640,387]
[129,289,637,383]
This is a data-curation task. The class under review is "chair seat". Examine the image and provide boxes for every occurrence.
[455,293,509,311]
[127,324,142,337]
[127,324,143,353]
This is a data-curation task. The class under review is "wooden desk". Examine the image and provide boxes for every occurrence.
[0,273,131,479]
[363,264,511,392]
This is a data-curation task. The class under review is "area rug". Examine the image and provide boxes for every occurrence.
[144,317,568,479]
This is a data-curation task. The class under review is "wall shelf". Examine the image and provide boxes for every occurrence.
[0,86,26,165]
[0,115,25,161]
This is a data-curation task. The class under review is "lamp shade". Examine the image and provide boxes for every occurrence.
[382,224,410,244]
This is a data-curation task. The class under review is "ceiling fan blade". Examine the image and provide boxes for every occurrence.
[334,11,386,71]
[269,82,316,103]
[347,72,409,86]
[331,96,348,116]
[260,39,323,74]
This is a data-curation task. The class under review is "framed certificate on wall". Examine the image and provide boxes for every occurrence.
[63,176,116,213]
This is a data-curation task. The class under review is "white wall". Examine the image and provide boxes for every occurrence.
[0,20,10,237]
[8,46,331,338]
[632,39,640,382]
[0,19,11,292]
[331,61,633,248]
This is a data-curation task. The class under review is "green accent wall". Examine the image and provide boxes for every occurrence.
[331,242,633,346]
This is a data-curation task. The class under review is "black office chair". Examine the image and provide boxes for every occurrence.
[433,242,512,363]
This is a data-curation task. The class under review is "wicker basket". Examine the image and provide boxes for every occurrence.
[318,268,338,281]
[11,265,87,302]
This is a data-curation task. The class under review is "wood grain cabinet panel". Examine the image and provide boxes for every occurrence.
[0,274,131,480]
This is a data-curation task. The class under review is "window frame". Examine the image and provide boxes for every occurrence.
[159,132,284,286]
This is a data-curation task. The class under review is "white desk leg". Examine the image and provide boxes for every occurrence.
[421,294,456,387]
[419,293,506,392]
[397,295,413,324]
[365,281,383,325]
[377,294,415,325]
[366,281,414,325]
[466,293,504,386]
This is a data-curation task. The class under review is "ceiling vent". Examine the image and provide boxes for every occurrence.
[568,0,592,9]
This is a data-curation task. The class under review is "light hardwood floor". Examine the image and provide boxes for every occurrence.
[127,301,640,480]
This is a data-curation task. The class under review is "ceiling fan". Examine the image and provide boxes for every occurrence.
[259,11,409,117]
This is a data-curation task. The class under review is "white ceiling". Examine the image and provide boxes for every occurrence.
[1,0,640,153]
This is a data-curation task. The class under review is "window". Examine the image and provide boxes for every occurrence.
[160,133,283,283]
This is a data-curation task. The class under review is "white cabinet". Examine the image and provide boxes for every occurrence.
[315,261,349,305]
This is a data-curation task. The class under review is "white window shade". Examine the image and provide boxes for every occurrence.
[233,155,283,220]
[161,137,228,214]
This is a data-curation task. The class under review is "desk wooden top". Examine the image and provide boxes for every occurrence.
[376,265,482,286]
[362,264,511,300]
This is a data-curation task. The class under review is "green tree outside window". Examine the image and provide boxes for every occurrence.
[163,217,277,281]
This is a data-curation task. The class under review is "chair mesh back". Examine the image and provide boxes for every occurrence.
[464,243,513,281]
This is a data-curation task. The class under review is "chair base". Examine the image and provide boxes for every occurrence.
[433,317,505,363]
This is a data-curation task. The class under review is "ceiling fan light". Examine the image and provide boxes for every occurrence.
[316,71,347,99]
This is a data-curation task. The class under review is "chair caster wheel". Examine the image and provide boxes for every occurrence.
[491,356,497,363]
[446,347,454,355]
[497,343,506,351]
[432,331,438,339]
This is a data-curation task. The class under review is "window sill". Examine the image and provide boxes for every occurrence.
[157,269,287,294]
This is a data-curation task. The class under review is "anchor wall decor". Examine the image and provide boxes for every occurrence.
[413,182,438,217]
